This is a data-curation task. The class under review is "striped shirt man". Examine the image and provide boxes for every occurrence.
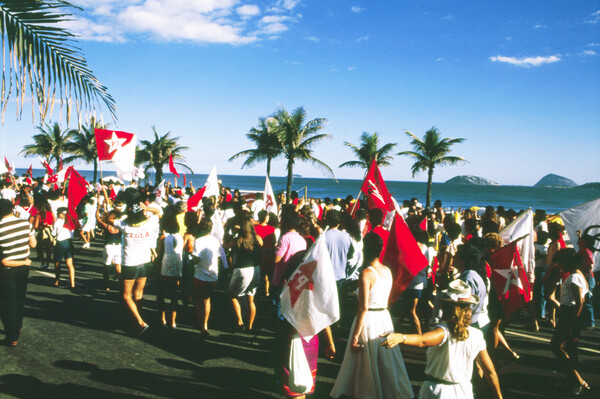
[0,216,34,263]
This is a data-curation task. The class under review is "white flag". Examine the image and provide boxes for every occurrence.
[112,133,136,181]
[0,161,7,174]
[280,235,340,340]
[264,176,277,214]
[500,208,535,282]
[203,166,219,199]
[560,197,600,272]
[154,180,165,204]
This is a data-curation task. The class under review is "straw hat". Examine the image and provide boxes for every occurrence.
[439,280,479,305]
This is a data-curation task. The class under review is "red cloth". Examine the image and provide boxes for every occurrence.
[371,225,390,260]
[360,160,395,214]
[94,129,135,160]
[65,167,88,231]
[489,242,531,316]
[168,154,180,178]
[187,186,206,211]
[30,207,55,227]
[382,213,430,303]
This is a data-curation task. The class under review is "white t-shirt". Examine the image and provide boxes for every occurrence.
[161,233,183,277]
[193,235,225,282]
[560,272,588,307]
[52,218,73,242]
[14,205,32,220]
[424,324,486,384]
[114,216,159,266]
[49,198,68,219]
[0,188,16,201]
[251,199,265,220]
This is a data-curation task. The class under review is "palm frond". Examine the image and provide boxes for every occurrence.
[0,0,116,124]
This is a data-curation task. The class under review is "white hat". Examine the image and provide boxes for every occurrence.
[439,279,479,305]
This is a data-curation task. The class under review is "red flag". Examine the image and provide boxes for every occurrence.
[360,159,395,213]
[94,129,136,160]
[58,158,63,172]
[169,154,180,178]
[419,216,427,231]
[187,186,206,211]
[109,187,117,201]
[489,241,531,316]
[183,173,186,187]
[40,157,53,175]
[27,164,33,178]
[383,212,430,303]
[4,157,11,174]
[65,167,88,231]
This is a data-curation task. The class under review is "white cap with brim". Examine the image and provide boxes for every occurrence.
[439,279,479,305]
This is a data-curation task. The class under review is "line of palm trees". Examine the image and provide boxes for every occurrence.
[230,106,466,208]
[20,121,191,184]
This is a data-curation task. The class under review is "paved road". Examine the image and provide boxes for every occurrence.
[1,239,598,399]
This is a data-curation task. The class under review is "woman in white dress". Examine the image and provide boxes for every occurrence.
[331,232,414,399]
[382,279,502,399]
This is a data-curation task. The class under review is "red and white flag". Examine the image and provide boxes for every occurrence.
[383,211,430,302]
[154,180,166,205]
[489,241,531,316]
[204,166,219,199]
[168,154,180,178]
[264,176,277,214]
[187,185,206,212]
[65,167,88,231]
[39,157,53,175]
[361,159,395,214]
[4,157,12,175]
[280,236,340,340]
[560,198,600,272]
[500,208,535,283]
[94,129,137,181]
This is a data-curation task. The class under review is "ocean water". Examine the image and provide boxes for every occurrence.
[20,169,599,214]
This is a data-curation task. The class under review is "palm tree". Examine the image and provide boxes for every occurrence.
[0,1,115,124]
[137,126,192,184]
[66,117,108,183]
[397,127,466,209]
[228,117,282,178]
[20,121,76,169]
[339,131,397,172]
[274,106,334,204]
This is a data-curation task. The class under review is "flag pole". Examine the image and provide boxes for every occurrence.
[98,159,104,184]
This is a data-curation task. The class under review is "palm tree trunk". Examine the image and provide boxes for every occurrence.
[93,159,98,183]
[285,158,294,205]
[426,167,434,209]
[266,157,271,179]
[155,165,163,186]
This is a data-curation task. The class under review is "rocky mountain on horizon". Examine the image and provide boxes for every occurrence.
[444,175,500,186]
[534,174,577,187]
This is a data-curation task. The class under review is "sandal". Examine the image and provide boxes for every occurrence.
[572,381,590,396]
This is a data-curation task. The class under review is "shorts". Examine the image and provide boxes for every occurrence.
[104,244,122,266]
[82,218,96,232]
[402,288,423,299]
[53,239,73,262]
[193,279,217,299]
[121,264,148,280]
[228,266,260,297]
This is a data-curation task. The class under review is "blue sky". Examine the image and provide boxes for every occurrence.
[1,0,598,186]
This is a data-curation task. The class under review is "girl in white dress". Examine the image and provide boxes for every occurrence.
[382,279,503,399]
[331,232,414,399]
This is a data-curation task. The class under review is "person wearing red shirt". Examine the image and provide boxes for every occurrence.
[368,208,389,260]
[254,210,276,296]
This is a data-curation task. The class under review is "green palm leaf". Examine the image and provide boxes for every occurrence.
[0,0,116,124]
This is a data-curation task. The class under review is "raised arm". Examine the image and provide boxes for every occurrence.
[381,327,446,349]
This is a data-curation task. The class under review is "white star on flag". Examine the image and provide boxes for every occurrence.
[494,259,523,295]
[104,132,126,153]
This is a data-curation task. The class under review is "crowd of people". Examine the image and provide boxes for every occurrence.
[0,175,597,398]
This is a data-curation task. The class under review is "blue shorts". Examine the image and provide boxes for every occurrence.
[54,240,73,262]
[402,288,423,299]
[121,264,148,280]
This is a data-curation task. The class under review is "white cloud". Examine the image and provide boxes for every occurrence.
[436,57,445,62]
[585,10,600,24]
[348,66,357,71]
[489,54,561,67]
[505,36,512,41]
[587,43,600,47]
[306,36,319,42]
[442,15,454,20]
[357,35,370,42]
[237,5,260,18]
[582,50,597,56]
[351,6,364,13]
[534,24,546,29]
[65,1,299,45]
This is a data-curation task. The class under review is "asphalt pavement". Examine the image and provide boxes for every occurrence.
[1,237,598,399]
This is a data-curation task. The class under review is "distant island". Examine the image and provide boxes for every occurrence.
[444,175,499,186]
[534,174,577,188]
